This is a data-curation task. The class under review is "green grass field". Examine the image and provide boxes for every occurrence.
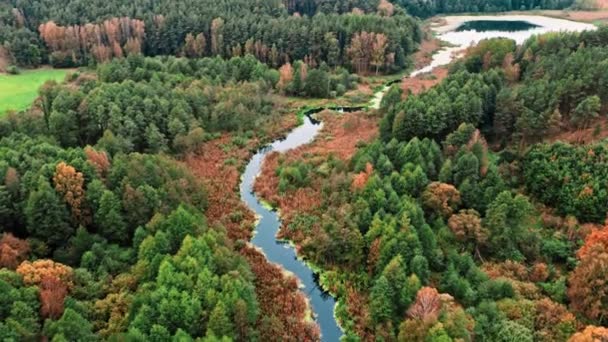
[0,69,69,116]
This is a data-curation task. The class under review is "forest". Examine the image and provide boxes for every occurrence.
[0,52,336,340]
[0,0,420,74]
[2,0,608,340]
[249,24,608,342]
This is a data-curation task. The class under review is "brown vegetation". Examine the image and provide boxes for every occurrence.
[85,146,111,180]
[400,67,449,97]
[407,287,442,321]
[255,110,377,227]
[412,37,442,70]
[0,46,9,72]
[568,225,608,322]
[183,134,255,241]
[422,182,461,218]
[241,246,320,341]
[39,18,144,63]
[39,275,68,319]
[183,111,321,338]
[0,233,30,269]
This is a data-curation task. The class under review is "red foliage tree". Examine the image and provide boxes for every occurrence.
[577,227,608,259]
[407,287,442,321]
[85,146,111,179]
[0,233,30,269]
[568,243,608,323]
[39,275,68,320]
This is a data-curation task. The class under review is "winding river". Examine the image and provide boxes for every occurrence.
[239,15,594,342]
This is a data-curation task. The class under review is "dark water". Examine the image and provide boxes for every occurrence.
[240,114,342,341]
[456,20,539,32]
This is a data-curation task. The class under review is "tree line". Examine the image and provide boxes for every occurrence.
[394,0,574,18]
[1,0,420,74]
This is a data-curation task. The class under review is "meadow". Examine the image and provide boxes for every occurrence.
[0,69,68,116]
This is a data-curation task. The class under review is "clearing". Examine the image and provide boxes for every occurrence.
[0,69,69,116]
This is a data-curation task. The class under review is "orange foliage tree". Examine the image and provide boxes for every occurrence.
[347,31,390,74]
[16,259,73,288]
[53,161,89,225]
[352,162,374,190]
[421,182,461,218]
[577,227,608,259]
[183,33,206,58]
[377,0,395,16]
[534,298,577,342]
[39,17,144,64]
[0,233,30,269]
[568,241,608,323]
[569,325,608,342]
[277,63,294,94]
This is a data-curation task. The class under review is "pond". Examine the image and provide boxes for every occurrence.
[406,15,596,80]
[456,20,539,32]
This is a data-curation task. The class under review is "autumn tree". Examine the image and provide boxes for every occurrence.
[502,53,520,84]
[421,182,461,218]
[211,18,224,56]
[569,325,608,342]
[568,230,608,323]
[16,259,73,288]
[407,287,442,321]
[371,34,389,75]
[377,0,395,16]
[183,33,206,58]
[53,162,89,225]
[448,209,487,257]
[39,276,68,319]
[277,63,294,93]
[85,146,110,179]
[0,234,29,269]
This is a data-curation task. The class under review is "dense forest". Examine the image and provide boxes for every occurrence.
[249,25,608,342]
[1,0,577,71]
[3,0,608,340]
[0,0,420,74]
[394,0,574,17]
[0,53,333,339]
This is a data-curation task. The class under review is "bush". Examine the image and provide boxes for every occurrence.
[6,65,20,75]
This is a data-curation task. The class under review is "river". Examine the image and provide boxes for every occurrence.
[239,15,594,342]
